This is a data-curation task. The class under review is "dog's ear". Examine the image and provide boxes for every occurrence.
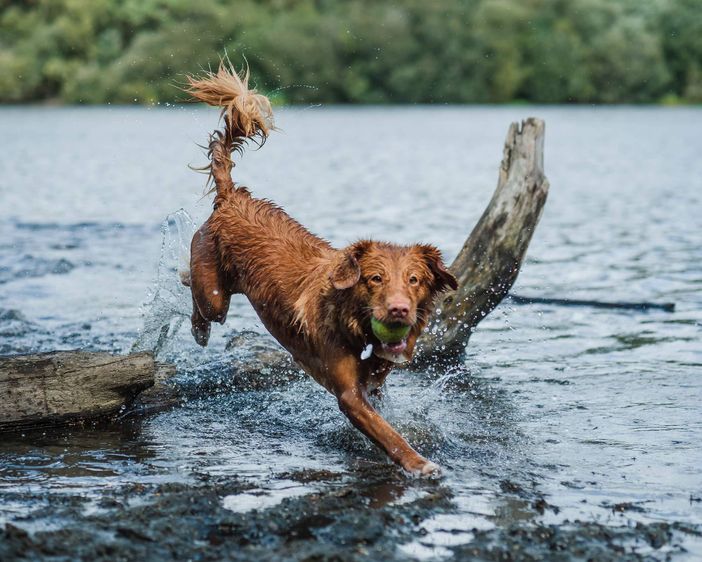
[330,253,360,290]
[330,240,372,290]
[419,245,458,292]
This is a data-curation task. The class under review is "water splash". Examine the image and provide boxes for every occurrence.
[131,209,196,355]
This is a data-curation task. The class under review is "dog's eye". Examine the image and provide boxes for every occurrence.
[369,274,382,284]
[409,275,419,285]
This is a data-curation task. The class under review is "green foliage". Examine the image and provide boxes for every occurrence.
[0,0,700,104]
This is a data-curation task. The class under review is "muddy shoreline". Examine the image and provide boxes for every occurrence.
[2,463,699,561]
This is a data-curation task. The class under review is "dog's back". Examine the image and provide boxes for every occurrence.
[210,189,335,330]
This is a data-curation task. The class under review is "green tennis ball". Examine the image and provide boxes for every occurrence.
[371,317,411,343]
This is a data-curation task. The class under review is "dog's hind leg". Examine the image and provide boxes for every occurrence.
[189,222,232,346]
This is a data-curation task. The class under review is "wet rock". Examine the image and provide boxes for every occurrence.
[116,526,154,542]
[451,521,694,561]
[608,501,647,514]
[280,469,344,484]
[500,480,524,494]
[3,523,32,548]
[529,497,559,516]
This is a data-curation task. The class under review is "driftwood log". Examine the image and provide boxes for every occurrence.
[0,351,173,432]
[416,117,548,363]
[0,118,548,431]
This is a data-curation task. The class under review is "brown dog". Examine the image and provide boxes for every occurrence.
[184,64,457,476]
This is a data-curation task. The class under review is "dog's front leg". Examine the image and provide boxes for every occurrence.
[332,359,439,476]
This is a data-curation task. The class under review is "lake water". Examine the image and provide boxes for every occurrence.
[0,106,701,560]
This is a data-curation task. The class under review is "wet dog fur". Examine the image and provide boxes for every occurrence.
[184,63,457,475]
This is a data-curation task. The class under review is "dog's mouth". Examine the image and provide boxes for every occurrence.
[380,339,407,354]
[370,317,411,355]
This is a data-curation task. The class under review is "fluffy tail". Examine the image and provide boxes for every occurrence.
[185,62,274,199]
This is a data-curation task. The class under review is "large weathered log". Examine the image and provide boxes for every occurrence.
[415,117,549,363]
[0,351,172,432]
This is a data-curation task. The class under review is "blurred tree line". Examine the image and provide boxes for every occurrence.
[1,0,701,104]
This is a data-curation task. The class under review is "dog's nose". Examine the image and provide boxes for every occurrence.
[388,301,410,319]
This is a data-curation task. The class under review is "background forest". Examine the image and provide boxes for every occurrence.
[1,0,701,105]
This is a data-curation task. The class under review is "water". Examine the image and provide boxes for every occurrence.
[1,106,701,559]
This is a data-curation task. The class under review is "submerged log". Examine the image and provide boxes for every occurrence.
[507,294,675,312]
[0,351,173,432]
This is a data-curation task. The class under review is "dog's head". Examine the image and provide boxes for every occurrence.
[330,240,457,362]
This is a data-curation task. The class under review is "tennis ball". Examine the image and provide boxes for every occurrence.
[371,317,411,343]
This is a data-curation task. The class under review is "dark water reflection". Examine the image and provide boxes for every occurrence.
[0,106,701,558]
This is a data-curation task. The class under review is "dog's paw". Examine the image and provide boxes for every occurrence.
[192,324,210,347]
[420,461,442,477]
[179,268,191,287]
[402,456,442,478]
